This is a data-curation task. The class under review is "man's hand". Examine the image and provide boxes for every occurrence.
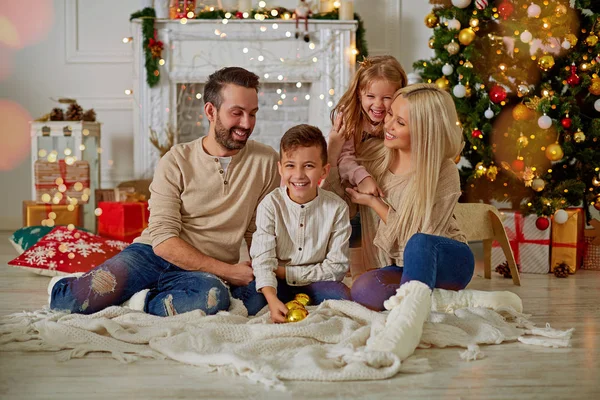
[225,261,254,286]
[357,176,384,197]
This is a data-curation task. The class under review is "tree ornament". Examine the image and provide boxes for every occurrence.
[489,85,507,103]
[545,143,563,161]
[527,3,541,18]
[428,38,435,49]
[458,28,476,45]
[475,0,488,10]
[517,85,530,97]
[592,176,600,187]
[532,178,546,192]
[447,19,461,31]
[538,54,555,71]
[442,63,454,76]
[469,18,479,28]
[498,0,514,20]
[517,135,529,148]
[564,33,578,47]
[511,159,525,172]
[463,60,473,68]
[520,30,533,43]
[535,216,550,230]
[553,262,570,278]
[435,77,450,91]
[465,84,472,98]
[424,12,439,28]
[453,83,467,98]
[538,114,552,129]
[595,98,600,112]
[561,116,572,129]
[474,162,486,177]
[484,107,495,119]
[512,104,531,121]
[451,0,472,8]
[589,78,600,96]
[471,129,483,138]
[446,41,460,55]
[586,34,599,47]
[148,37,164,59]
[566,63,581,86]
[573,130,586,143]
[562,40,571,50]
[554,209,569,224]
[50,108,64,121]
[522,167,534,186]
[486,165,498,181]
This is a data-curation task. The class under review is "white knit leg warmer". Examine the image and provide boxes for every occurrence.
[367,280,432,361]
[430,288,523,313]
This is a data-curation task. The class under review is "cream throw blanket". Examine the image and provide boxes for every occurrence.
[0,291,573,391]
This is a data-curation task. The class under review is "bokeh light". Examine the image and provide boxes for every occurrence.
[1,0,54,49]
[0,100,32,171]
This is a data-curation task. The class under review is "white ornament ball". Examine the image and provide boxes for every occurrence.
[442,63,454,76]
[407,72,423,85]
[484,108,495,119]
[554,209,569,225]
[520,30,533,43]
[562,40,571,50]
[527,3,542,18]
[453,83,466,98]
[447,19,461,31]
[475,0,488,10]
[451,0,472,9]
[595,98,600,112]
[538,114,552,129]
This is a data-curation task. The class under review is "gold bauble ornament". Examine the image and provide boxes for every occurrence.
[474,162,486,178]
[486,165,498,181]
[459,28,476,45]
[425,12,439,28]
[469,18,479,28]
[555,4,567,16]
[463,60,473,68]
[517,84,530,97]
[573,130,586,143]
[517,135,529,148]
[565,33,578,47]
[532,178,546,192]
[285,307,308,323]
[545,143,564,161]
[294,293,311,306]
[428,38,435,49]
[522,167,535,187]
[586,34,599,47]
[512,104,531,121]
[435,77,450,91]
[447,41,460,55]
[465,85,472,97]
[592,176,600,187]
[589,78,600,96]
[538,55,555,71]
[285,300,305,310]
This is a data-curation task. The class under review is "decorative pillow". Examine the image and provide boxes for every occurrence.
[8,226,130,277]
[9,226,53,255]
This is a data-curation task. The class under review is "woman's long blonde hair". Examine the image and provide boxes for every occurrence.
[331,56,407,150]
[362,83,464,245]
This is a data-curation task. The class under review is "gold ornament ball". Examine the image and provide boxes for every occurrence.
[447,41,460,55]
[592,177,600,187]
[424,12,439,28]
[532,178,546,192]
[285,300,305,310]
[435,77,450,91]
[574,131,586,143]
[465,85,472,97]
[469,18,479,28]
[517,136,529,148]
[517,84,530,97]
[512,104,531,121]
[463,60,474,68]
[428,38,435,49]
[486,165,498,181]
[586,34,599,47]
[565,33,578,47]
[285,307,309,323]
[538,55,555,71]
[589,78,600,96]
[458,28,476,46]
[545,143,564,161]
[294,293,311,306]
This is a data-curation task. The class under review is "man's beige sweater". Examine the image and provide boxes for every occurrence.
[134,137,280,265]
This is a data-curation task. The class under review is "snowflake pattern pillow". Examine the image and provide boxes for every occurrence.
[8,226,129,277]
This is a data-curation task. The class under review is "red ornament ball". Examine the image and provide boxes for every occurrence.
[511,159,525,172]
[236,11,244,19]
[535,216,550,231]
[566,74,581,86]
[490,85,507,103]
[498,0,515,20]
[561,117,572,129]
[472,129,483,138]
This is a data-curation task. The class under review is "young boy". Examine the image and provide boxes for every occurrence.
[249,124,352,323]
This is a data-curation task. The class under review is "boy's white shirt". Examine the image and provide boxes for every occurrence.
[250,186,351,292]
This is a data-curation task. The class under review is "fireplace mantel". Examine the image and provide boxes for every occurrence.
[132,18,357,178]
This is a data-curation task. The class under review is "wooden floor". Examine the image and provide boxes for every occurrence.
[0,231,598,399]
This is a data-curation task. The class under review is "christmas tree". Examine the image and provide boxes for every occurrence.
[414,0,600,221]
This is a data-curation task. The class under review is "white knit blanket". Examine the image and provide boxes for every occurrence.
[0,298,572,390]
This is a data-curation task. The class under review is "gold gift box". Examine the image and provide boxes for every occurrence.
[22,201,82,227]
[550,208,585,274]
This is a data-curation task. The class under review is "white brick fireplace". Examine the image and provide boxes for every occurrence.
[132,18,357,178]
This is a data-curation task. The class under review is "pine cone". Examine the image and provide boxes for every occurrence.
[82,109,96,122]
[66,103,84,121]
[553,262,570,278]
[495,262,512,279]
[50,107,64,121]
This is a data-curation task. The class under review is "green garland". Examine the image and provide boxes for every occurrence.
[130,8,160,88]
[130,7,368,87]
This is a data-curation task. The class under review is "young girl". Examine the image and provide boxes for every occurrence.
[328,56,408,198]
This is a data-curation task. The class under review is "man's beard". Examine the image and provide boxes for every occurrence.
[214,114,252,151]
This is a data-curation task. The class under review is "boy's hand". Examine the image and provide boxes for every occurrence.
[357,176,384,197]
[268,298,290,323]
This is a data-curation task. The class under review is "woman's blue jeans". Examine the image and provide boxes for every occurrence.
[351,233,475,311]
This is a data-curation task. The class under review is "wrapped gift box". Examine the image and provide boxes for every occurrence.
[34,160,90,204]
[22,201,82,227]
[97,201,149,242]
[550,208,585,274]
[582,219,600,270]
[491,211,550,274]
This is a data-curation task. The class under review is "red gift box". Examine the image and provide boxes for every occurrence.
[97,201,149,243]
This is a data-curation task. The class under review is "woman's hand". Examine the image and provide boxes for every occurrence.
[357,176,385,197]
[345,187,376,206]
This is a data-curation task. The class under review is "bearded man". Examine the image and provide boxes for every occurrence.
[50,67,280,316]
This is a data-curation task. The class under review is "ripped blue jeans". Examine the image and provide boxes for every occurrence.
[50,243,231,316]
